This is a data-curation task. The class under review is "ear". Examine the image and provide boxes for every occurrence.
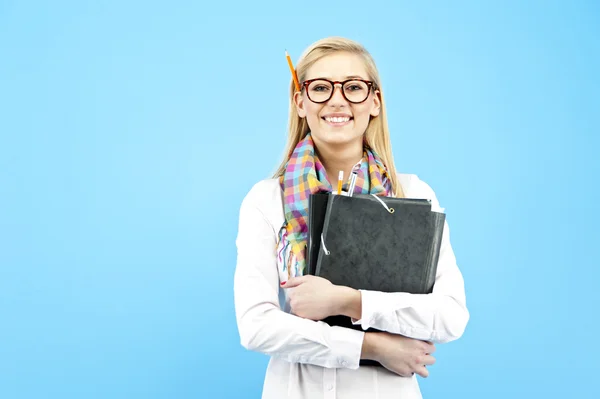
[294,90,307,118]
[370,89,381,117]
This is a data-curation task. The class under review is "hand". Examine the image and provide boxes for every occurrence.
[363,332,436,378]
[281,275,349,321]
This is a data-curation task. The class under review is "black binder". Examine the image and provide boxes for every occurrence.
[306,192,446,366]
[307,192,330,276]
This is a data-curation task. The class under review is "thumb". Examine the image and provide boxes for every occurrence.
[281,276,307,288]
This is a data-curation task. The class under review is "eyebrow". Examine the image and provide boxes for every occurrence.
[310,75,367,80]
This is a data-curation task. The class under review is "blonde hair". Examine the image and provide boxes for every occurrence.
[273,36,404,198]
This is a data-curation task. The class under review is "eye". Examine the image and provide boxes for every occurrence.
[346,84,364,91]
[312,85,331,92]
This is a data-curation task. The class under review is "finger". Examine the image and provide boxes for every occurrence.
[281,276,307,288]
[422,354,436,366]
[422,341,436,354]
[414,365,429,378]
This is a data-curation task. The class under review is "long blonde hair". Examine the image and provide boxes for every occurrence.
[273,36,404,198]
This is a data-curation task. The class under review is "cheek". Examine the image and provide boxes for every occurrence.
[352,106,372,124]
[305,104,323,123]
[310,102,323,114]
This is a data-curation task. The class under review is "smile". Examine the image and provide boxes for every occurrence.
[322,116,353,126]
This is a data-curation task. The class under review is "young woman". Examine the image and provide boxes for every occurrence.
[234,37,469,399]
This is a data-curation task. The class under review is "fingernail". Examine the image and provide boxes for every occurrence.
[280,281,286,286]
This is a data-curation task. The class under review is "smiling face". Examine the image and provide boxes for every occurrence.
[294,51,381,149]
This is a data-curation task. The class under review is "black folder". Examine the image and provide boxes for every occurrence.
[306,192,446,366]
[307,192,331,276]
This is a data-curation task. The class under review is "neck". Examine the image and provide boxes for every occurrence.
[316,140,364,187]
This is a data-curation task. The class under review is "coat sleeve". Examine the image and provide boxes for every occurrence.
[351,176,470,343]
[234,181,366,368]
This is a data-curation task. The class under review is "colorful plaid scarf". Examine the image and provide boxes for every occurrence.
[277,132,392,278]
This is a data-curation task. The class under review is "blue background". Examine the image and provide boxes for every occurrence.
[1,1,598,398]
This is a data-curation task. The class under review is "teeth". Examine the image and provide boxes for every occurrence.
[325,116,350,123]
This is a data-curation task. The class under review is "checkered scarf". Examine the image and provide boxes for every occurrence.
[277,132,392,278]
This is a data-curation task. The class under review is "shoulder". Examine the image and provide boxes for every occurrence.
[239,177,284,230]
[241,177,282,204]
[396,173,445,212]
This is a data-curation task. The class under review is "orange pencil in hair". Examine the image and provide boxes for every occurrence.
[285,50,301,92]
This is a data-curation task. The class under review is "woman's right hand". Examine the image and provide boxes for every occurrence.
[361,332,436,378]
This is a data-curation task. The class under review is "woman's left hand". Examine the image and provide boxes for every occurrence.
[281,275,357,321]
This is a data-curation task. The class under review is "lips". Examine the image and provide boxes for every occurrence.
[323,116,351,123]
[321,114,354,125]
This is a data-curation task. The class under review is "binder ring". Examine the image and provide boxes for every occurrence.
[371,194,394,214]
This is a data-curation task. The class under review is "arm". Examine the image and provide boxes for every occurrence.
[338,178,470,344]
[233,182,365,369]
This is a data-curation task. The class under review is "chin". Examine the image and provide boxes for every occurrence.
[312,129,363,146]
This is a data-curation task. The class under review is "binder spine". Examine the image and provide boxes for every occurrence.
[424,213,446,293]
[423,216,434,293]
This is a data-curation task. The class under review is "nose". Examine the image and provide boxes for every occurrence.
[328,83,347,106]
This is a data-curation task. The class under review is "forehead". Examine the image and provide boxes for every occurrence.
[304,52,369,80]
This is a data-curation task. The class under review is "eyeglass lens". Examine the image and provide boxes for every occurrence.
[306,80,370,103]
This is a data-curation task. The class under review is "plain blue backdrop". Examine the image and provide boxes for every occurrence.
[1,1,599,398]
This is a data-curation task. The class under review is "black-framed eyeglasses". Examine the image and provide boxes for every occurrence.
[301,78,376,104]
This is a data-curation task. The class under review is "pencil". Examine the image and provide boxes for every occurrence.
[337,171,343,195]
[285,50,301,92]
